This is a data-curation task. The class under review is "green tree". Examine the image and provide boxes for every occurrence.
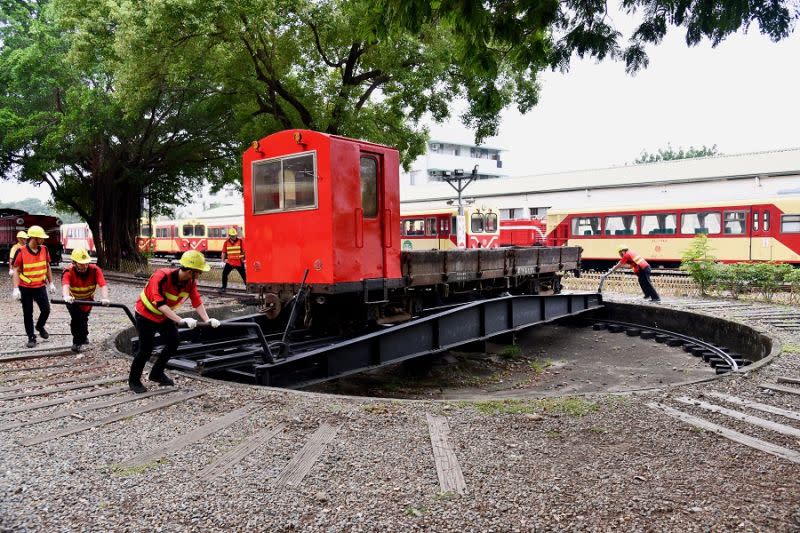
[0,0,241,268]
[680,234,717,295]
[635,144,719,164]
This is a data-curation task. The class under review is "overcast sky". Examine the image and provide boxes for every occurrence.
[6,16,800,203]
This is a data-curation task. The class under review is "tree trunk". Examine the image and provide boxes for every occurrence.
[92,171,144,271]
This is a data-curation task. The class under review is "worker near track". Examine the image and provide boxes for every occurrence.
[129,250,220,393]
[219,228,246,292]
[61,248,109,352]
[606,245,661,303]
[8,230,27,276]
[11,225,55,348]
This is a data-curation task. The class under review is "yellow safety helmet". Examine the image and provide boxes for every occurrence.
[70,248,92,264]
[179,250,211,272]
[227,228,238,236]
[27,225,47,239]
[617,244,629,253]
[16,230,28,239]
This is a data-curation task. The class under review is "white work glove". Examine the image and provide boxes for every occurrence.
[209,318,221,328]
[101,299,110,306]
[12,287,21,301]
[48,282,56,294]
[7,268,12,276]
[64,295,75,304]
[180,317,198,329]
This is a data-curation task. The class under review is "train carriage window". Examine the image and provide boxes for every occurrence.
[723,211,746,235]
[681,212,721,235]
[194,224,205,236]
[360,157,378,218]
[571,216,600,236]
[781,214,800,233]
[485,213,498,232]
[752,211,759,232]
[252,153,317,213]
[426,217,437,236]
[471,213,485,233]
[439,218,450,235]
[763,211,770,232]
[182,224,194,236]
[402,219,425,236]
[141,224,151,237]
[641,214,676,235]
[604,215,637,235]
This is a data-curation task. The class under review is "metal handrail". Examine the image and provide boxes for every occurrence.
[51,299,136,326]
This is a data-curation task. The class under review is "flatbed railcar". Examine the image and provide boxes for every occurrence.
[547,197,800,268]
[1,208,63,265]
[243,130,581,332]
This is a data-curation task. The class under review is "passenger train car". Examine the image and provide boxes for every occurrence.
[61,222,95,254]
[547,197,800,267]
[1,208,63,264]
[152,218,208,257]
[399,206,499,250]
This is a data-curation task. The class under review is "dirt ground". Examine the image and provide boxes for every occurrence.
[309,323,715,399]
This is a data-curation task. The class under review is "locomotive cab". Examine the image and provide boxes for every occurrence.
[243,130,402,325]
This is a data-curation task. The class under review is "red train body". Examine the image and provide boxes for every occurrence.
[243,129,401,288]
[1,208,63,264]
[499,218,547,247]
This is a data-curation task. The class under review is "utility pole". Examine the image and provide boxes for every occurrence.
[442,164,479,216]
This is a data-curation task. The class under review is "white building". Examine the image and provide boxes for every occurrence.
[400,148,800,219]
[401,139,507,186]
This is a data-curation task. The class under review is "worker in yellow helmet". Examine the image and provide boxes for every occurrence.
[12,225,56,348]
[129,250,220,393]
[8,230,27,276]
[219,227,246,292]
[61,248,109,352]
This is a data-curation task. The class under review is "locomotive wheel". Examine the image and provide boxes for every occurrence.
[263,292,282,319]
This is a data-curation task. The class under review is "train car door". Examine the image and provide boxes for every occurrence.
[359,153,387,277]
[438,215,451,249]
[749,207,773,260]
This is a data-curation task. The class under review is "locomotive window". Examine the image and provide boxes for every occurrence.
[485,213,498,232]
[604,215,637,236]
[439,218,449,234]
[571,216,600,236]
[641,214,676,235]
[723,211,746,235]
[252,153,317,213]
[141,225,151,237]
[360,157,378,218]
[182,224,194,236]
[752,211,759,232]
[763,211,770,232]
[681,212,721,235]
[194,225,205,235]
[471,213,485,233]
[781,214,800,233]
[426,218,437,236]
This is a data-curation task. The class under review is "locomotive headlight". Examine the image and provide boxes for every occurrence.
[16,217,24,225]
[56,218,62,226]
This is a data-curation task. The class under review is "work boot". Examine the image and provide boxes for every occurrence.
[217,287,226,294]
[129,380,148,394]
[36,326,49,339]
[148,372,175,386]
[26,337,37,348]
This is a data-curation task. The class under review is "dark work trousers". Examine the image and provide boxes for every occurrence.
[19,286,50,340]
[67,304,91,345]
[129,313,180,384]
[221,263,246,289]
[637,267,661,301]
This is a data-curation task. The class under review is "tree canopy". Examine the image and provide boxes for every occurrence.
[635,144,720,164]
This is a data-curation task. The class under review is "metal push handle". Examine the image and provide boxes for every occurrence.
[51,298,136,326]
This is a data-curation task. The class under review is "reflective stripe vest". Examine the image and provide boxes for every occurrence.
[135,268,196,323]
[223,238,244,267]
[62,265,106,312]
[15,245,50,288]
[9,243,22,263]
[620,250,649,274]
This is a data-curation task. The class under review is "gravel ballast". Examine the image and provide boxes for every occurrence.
[1,274,799,532]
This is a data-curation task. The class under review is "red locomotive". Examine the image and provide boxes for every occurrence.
[499,218,547,247]
[1,208,63,264]
[242,130,581,331]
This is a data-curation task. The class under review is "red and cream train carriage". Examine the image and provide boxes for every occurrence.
[399,206,500,250]
[546,197,800,267]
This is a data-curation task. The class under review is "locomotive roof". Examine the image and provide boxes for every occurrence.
[401,147,800,203]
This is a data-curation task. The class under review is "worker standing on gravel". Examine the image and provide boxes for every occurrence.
[11,225,55,348]
[219,228,245,292]
[8,230,27,275]
[61,248,109,353]
[129,250,221,393]
[605,245,661,303]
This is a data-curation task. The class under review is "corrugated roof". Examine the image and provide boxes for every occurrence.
[401,147,800,203]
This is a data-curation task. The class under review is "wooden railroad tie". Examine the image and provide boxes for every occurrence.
[426,414,467,496]
[675,397,800,438]
[273,423,340,487]
[704,391,800,422]
[759,383,800,397]
[0,385,128,415]
[198,423,286,481]
[0,376,126,401]
[0,367,109,394]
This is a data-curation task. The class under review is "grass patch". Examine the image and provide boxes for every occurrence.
[456,396,598,417]
[404,505,426,517]
[499,345,522,359]
[110,459,165,477]
[471,399,540,415]
[361,402,391,415]
[782,344,800,355]
[537,397,598,417]
[546,430,561,439]
[435,491,457,501]
[528,358,552,375]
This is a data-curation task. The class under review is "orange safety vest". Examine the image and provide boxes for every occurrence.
[223,238,244,267]
[16,245,50,288]
[135,268,196,323]
[621,250,649,274]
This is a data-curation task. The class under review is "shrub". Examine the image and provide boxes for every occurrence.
[680,235,717,295]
